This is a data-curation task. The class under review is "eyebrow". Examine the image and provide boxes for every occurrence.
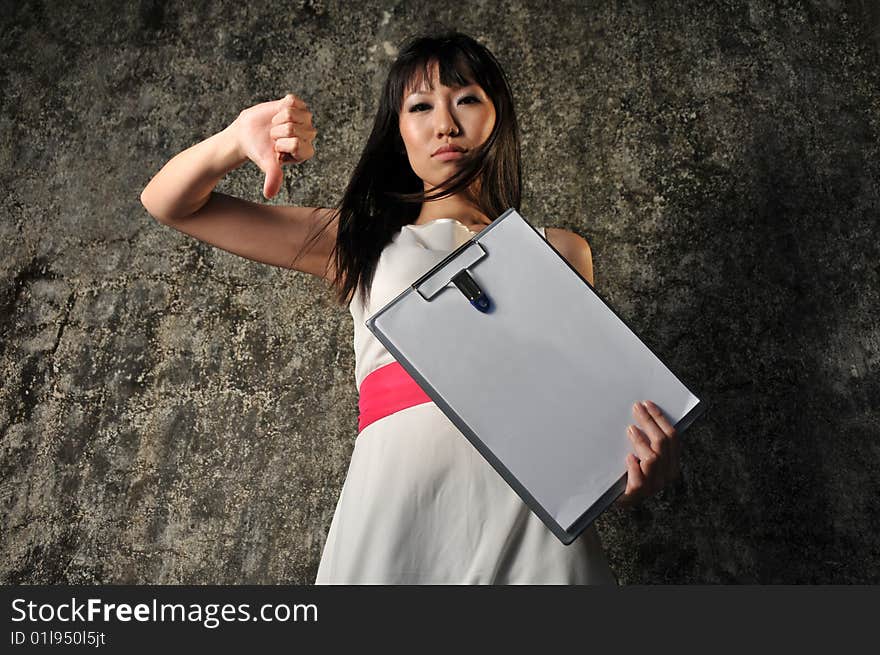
[405,84,479,100]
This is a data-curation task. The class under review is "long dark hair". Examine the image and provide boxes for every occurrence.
[295,31,521,308]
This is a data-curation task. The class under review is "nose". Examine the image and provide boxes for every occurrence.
[434,102,460,138]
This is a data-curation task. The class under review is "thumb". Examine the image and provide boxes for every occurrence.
[261,155,283,199]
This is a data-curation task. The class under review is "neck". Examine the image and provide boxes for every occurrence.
[413,191,490,229]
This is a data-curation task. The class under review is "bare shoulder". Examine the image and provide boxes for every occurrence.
[544,227,594,286]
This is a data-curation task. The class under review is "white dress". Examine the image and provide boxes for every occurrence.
[315,218,618,584]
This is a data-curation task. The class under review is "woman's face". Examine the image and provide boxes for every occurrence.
[398,62,496,189]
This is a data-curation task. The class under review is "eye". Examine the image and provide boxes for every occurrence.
[409,96,480,112]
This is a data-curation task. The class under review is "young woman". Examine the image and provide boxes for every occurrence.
[141,32,681,584]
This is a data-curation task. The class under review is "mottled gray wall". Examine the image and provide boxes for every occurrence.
[2,0,878,584]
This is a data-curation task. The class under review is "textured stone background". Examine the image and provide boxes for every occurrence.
[1,0,878,584]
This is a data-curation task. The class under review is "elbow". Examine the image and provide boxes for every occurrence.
[140,188,169,224]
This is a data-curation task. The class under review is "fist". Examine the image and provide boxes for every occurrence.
[269,93,317,165]
[233,93,318,199]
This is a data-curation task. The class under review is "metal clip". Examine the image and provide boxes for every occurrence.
[451,270,491,312]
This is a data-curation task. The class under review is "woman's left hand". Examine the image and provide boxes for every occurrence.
[615,400,681,508]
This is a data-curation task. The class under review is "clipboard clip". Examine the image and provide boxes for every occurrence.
[451,270,491,312]
[413,241,491,313]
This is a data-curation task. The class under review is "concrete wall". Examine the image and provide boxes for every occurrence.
[1,0,878,583]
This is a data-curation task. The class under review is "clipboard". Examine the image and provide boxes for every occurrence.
[364,208,706,544]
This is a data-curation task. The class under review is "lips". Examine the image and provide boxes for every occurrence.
[432,144,466,156]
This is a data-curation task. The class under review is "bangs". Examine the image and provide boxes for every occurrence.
[394,51,482,110]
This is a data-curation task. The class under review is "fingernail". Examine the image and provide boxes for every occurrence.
[627,425,635,437]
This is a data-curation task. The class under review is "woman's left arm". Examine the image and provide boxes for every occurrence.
[546,228,681,508]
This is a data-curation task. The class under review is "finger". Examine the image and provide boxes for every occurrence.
[274,136,301,161]
[633,401,670,460]
[274,137,315,163]
[269,122,300,139]
[643,400,680,483]
[643,400,677,438]
[269,122,318,141]
[627,424,655,462]
[283,139,315,163]
[645,400,681,481]
[272,106,314,126]
[270,94,300,118]
[627,425,661,482]
[631,410,673,491]
[279,92,308,110]
[627,426,665,496]
[298,139,316,160]
[621,452,646,505]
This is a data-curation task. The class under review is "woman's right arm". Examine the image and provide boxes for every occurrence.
[140,94,337,282]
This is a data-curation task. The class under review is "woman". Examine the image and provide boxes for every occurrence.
[140,32,681,584]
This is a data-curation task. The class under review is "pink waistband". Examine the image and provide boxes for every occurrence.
[358,362,432,433]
